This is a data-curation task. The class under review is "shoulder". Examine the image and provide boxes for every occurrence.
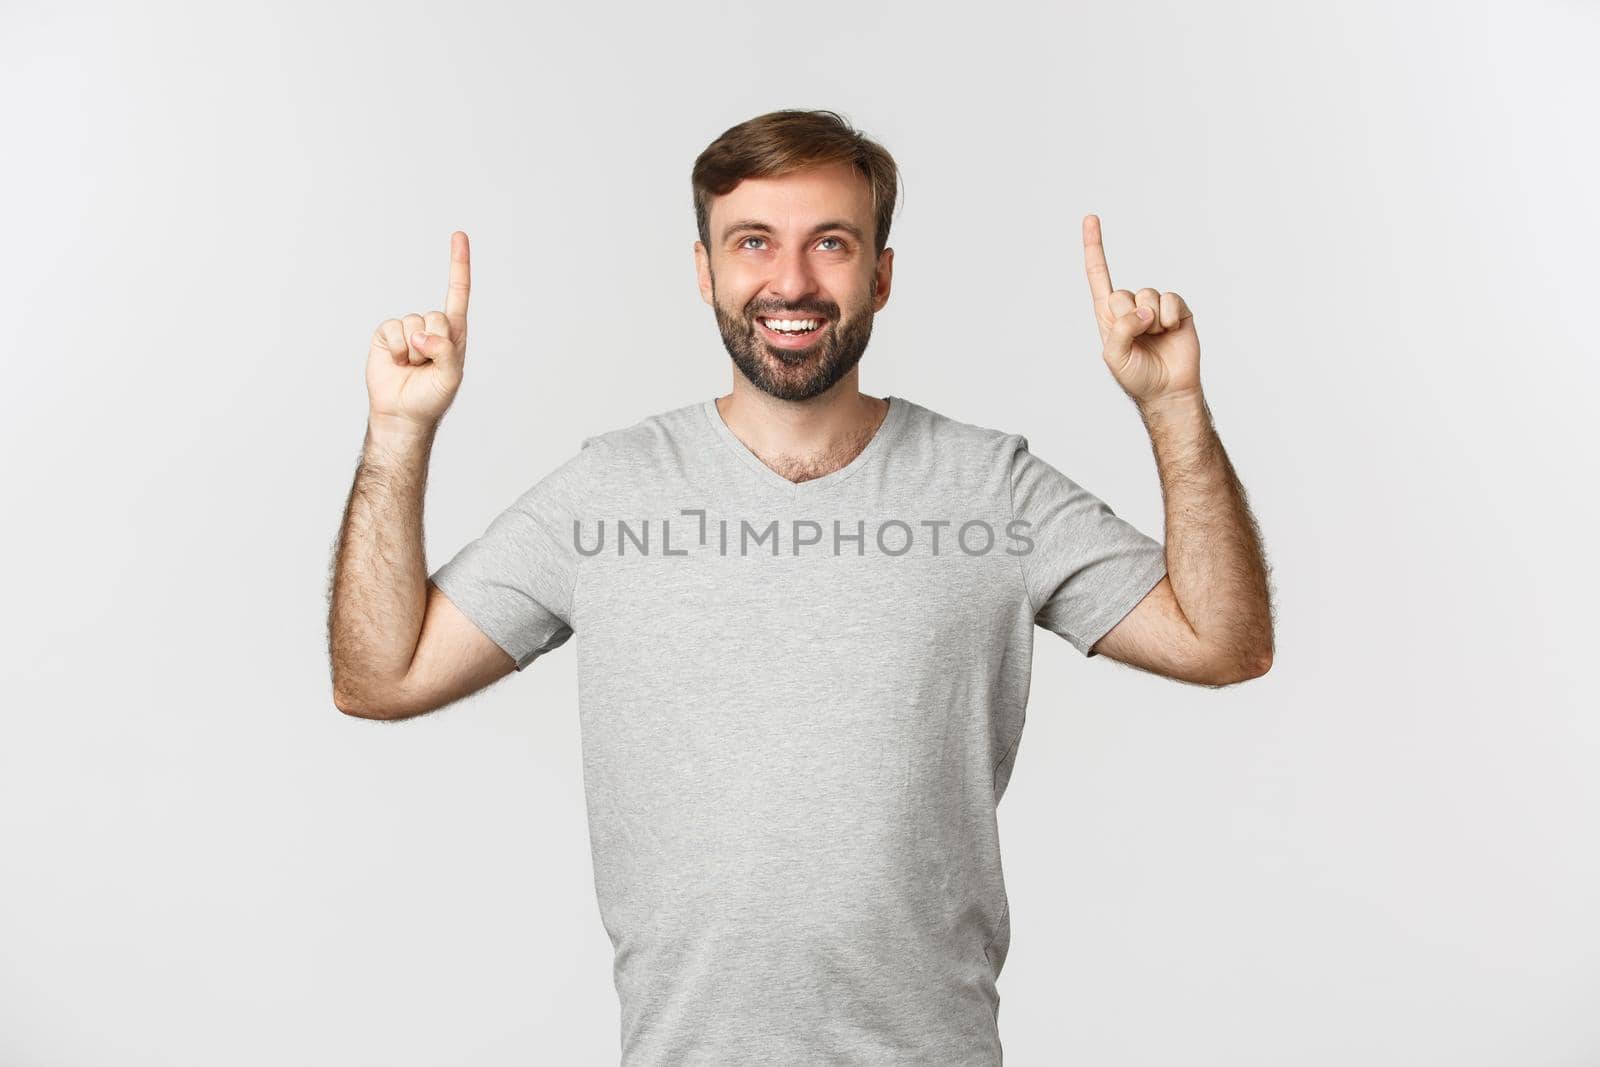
[563,398,710,489]
[578,399,702,453]
[893,396,1030,475]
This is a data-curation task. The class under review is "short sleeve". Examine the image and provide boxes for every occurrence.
[1009,435,1168,657]
[427,441,597,671]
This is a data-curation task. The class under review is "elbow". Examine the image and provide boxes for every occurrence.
[1198,645,1273,687]
[1234,649,1273,683]
[332,681,397,720]
[1252,648,1274,678]
[333,687,374,718]
[1247,632,1276,679]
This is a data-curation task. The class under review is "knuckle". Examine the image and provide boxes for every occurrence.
[375,320,404,349]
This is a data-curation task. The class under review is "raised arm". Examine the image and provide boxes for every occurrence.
[327,232,516,719]
[1077,214,1275,685]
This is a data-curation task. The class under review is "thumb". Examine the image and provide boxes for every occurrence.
[1102,306,1156,365]
[409,329,456,366]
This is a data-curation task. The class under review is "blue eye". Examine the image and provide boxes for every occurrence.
[738,235,847,251]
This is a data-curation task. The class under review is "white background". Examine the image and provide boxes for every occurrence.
[3,1,1596,1064]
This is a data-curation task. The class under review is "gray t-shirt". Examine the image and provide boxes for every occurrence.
[429,395,1167,1065]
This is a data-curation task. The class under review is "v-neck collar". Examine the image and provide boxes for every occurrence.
[701,395,908,498]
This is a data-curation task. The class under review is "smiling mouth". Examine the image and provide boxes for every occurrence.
[755,316,829,347]
[757,314,825,334]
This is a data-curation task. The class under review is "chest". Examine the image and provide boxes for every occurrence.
[579,531,1019,676]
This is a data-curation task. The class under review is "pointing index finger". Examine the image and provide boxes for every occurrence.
[445,230,470,338]
[1082,214,1113,306]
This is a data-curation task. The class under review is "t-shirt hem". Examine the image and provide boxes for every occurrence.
[427,570,566,673]
[1061,552,1169,657]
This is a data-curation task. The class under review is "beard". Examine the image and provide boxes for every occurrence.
[711,277,877,402]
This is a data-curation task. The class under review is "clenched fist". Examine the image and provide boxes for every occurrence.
[366,231,471,434]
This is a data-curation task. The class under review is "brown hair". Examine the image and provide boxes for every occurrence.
[692,109,902,258]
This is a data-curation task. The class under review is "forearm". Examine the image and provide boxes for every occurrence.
[1137,388,1274,675]
[328,417,437,708]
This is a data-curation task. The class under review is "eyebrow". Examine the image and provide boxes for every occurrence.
[721,218,866,244]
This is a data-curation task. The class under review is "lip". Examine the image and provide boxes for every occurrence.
[755,315,830,350]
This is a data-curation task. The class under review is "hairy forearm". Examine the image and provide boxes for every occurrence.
[328,419,436,708]
[1137,388,1274,676]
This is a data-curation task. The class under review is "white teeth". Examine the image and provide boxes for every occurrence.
[762,318,820,332]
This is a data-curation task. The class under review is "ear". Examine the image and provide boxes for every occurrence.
[871,247,894,312]
[693,241,714,306]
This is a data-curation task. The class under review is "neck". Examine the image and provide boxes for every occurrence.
[715,371,890,484]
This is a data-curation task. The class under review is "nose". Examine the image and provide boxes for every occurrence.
[763,242,821,310]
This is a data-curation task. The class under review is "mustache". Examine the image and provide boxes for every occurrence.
[748,304,836,320]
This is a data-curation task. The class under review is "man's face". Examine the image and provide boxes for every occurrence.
[695,162,894,402]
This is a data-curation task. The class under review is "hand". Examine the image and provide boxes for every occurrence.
[1082,214,1201,406]
[365,231,471,434]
